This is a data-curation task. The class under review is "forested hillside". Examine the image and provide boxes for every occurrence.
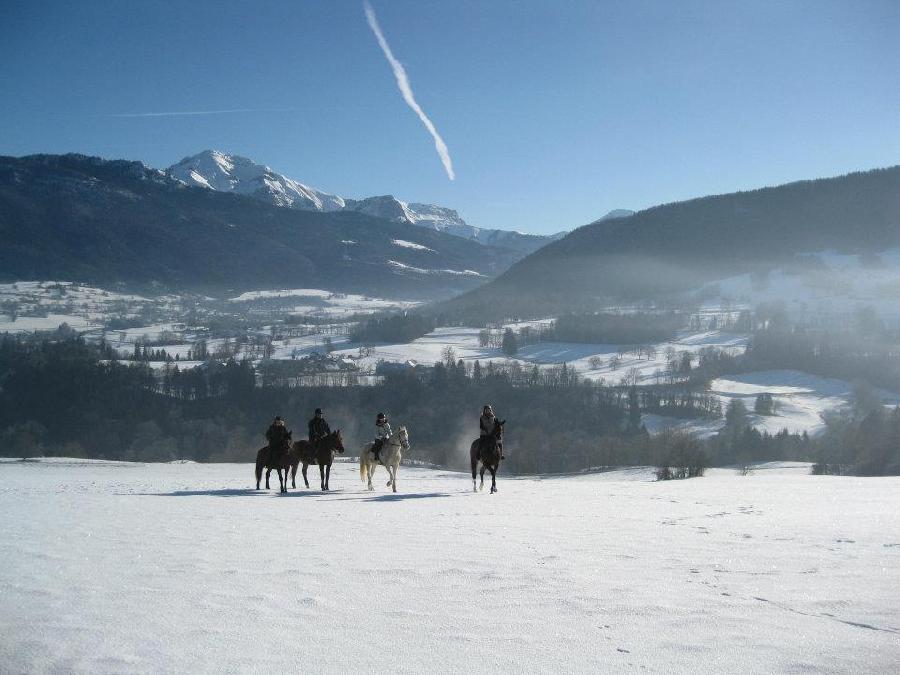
[0,154,518,298]
[440,166,900,319]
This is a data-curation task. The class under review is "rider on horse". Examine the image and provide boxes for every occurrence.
[308,408,331,444]
[372,412,392,462]
[480,405,505,460]
[265,416,291,466]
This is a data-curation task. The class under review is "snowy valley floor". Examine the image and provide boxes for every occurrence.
[1,460,898,674]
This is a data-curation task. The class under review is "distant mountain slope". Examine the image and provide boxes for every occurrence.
[167,150,560,255]
[439,166,900,319]
[0,154,519,298]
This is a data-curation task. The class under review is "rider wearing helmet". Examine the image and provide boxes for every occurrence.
[308,408,331,444]
[372,412,392,462]
[265,416,291,466]
[479,405,505,460]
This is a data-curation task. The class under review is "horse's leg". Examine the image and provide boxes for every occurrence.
[385,462,394,489]
[255,461,262,490]
[479,465,486,491]
[471,448,478,492]
[302,462,310,489]
[325,463,331,491]
[367,460,375,491]
[265,467,271,490]
[291,462,297,489]
[490,465,498,493]
[319,463,326,491]
[391,460,399,493]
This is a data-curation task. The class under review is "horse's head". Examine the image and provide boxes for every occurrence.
[494,420,505,438]
[398,426,410,450]
[332,429,345,454]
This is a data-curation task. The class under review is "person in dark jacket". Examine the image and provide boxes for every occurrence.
[265,416,290,465]
[308,408,331,444]
[479,404,505,460]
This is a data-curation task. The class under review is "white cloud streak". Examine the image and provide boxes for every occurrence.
[363,1,455,180]
[104,108,295,118]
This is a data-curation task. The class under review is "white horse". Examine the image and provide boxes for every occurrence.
[360,426,410,493]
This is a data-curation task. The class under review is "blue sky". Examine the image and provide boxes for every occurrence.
[2,0,899,234]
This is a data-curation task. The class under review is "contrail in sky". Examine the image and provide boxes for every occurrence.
[363,1,455,180]
[104,108,295,118]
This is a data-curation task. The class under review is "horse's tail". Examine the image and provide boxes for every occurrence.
[360,454,368,483]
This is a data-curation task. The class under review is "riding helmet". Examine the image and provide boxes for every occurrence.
[315,408,323,415]
[376,412,387,423]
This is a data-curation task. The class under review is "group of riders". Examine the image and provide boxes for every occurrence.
[263,405,504,466]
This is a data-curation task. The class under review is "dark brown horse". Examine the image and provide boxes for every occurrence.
[470,419,504,493]
[255,431,293,493]
[290,430,345,491]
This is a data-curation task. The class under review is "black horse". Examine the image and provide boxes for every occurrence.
[255,431,293,493]
[290,430,345,491]
[470,420,504,493]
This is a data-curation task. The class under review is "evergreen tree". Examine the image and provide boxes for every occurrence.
[502,328,518,357]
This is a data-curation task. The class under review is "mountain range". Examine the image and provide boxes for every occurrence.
[168,150,565,255]
[0,154,527,298]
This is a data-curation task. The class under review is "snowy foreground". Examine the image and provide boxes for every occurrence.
[1,460,898,674]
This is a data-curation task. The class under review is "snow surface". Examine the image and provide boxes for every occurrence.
[227,288,420,316]
[387,261,484,277]
[0,313,95,334]
[1,459,898,673]
[646,370,900,438]
[391,238,435,252]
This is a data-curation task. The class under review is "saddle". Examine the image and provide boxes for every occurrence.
[476,436,503,461]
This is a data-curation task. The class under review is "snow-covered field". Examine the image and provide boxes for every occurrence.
[227,288,420,317]
[645,370,900,438]
[331,327,748,381]
[1,459,898,674]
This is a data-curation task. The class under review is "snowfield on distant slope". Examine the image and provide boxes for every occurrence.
[391,238,436,252]
[1,459,897,673]
[387,260,484,276]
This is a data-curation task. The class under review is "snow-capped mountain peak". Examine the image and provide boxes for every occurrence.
[166,150,564,255]
[168,150,345,212]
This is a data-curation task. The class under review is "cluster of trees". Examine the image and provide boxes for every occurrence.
[812,405,900,476]
[4,329,899,477]
[550,312,684,345]
[351,314,436,344]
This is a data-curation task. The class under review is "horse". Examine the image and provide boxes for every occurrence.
[360,426,410,493]
[255,431,293,493]
[470,419,504,493]
[290,430,345,491]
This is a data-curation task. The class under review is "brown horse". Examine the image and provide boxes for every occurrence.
[255,431,293,493]
[290,430,345,491]
[470,419,504,493]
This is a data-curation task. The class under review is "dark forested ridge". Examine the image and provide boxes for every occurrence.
[0,154,518,298]
[439,165,900,319]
